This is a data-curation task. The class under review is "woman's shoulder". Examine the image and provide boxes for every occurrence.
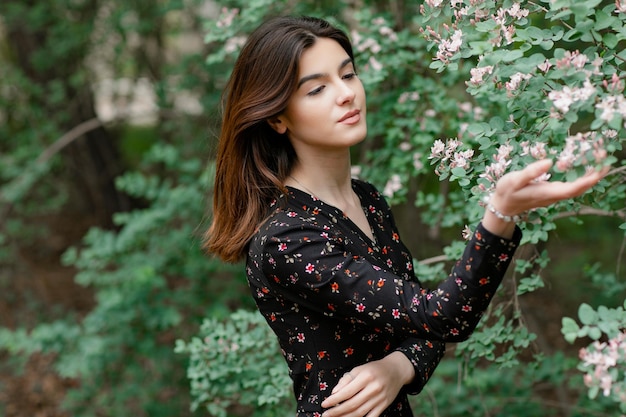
[253,191,324,234]
[351,178,389,208]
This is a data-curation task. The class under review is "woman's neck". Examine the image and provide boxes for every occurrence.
[286,159,356,211]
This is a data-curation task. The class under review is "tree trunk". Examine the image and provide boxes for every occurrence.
[2,0,130,227]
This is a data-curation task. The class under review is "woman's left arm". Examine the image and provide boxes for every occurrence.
[320,337,445,416]
[320,350,417,417]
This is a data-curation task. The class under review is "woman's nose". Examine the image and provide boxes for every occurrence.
[336,82,356,105]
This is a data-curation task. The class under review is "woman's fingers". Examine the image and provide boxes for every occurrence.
[497,159,552,191]
[322,385,379,417]
[330,372,354,395]
[322,372,361,408]
[493,160,608,214]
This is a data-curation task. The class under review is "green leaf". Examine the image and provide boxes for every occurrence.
[594,9,615,30]
[587,326,602,340]
[561,317,580,343]
[451,167,467,177]
[578,303,598,325]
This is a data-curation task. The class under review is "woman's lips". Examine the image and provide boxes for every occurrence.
[338,109,361,124]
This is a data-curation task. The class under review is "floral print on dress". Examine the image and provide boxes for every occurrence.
[246,179,521,416]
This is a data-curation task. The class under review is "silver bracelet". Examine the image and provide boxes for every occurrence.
[483,193,526,223]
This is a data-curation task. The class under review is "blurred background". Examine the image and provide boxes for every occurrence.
[0,1,624,416]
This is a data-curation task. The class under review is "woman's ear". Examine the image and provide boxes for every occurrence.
[267,116,287,134]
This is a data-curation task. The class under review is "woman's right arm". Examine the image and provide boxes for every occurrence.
[260,219,520,342]
[260,160,606,342]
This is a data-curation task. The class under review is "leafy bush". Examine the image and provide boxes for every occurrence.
[175,309,294,417]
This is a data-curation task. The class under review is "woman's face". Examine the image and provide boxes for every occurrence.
[269,37,367,153]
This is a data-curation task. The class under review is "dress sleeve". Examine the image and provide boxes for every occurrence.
[394,338,445,395]
[260,220,521,342]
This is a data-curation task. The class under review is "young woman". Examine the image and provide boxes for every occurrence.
[206,15,606,417]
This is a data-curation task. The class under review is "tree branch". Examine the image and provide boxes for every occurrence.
[36,117,103,164]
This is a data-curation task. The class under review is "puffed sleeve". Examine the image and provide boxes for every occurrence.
[260,218,521,342]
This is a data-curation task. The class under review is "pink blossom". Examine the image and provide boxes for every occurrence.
[452,149,474,169]
[579,331,626,399]
[480,146,512,188]
[596,94,626,122]
[548,80,596,114]
[224,36,247,54]
[383,174,403,198]
[425,0,444,7]
[520,141,548,160]
[399,142,411,152]
[413,153,424,171]
[216,7,239,28]
[604,73,625,93]
[616,0,626,13]
[555,131,608,171]
[379,26,399,42]
[507,3,529,19]
[548,88,574,113]
[355,37,381,54]
[468,65,494,85]
[368,57,383,72]
[429,139,446,158]
[538,60,553,73]
[398,91,420,103]
[556,50,588,70]
[496,143,514,161]
[505,72,532,95]
[436,30,463,62]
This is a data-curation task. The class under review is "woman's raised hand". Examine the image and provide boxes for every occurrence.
[482,159,608,238]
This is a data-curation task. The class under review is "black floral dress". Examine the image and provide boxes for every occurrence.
[246,179,521,416]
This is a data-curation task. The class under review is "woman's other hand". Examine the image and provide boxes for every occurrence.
[320,351,414,417]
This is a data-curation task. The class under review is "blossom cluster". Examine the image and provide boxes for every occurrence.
[548,80,596,114]
[423,2,530,62]
[351,17,398,73]
[579,331,626,402]
[477,143,514,193]
[429,138,475,173]
[491,3,529,46]
[216,7,239,28]
[521,130,613,171]
[383,174,403,198]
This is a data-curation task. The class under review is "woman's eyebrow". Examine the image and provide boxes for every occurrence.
[296,57,354,89]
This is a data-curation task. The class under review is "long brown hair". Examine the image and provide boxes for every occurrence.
[205,16,355,263]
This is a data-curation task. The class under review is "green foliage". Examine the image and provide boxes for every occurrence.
[562,300,626,343]
[54,145,248,416]
[180,1,626,415]
[0,1,245,415]
[174,309,294,416]
[562,301,626,411]
[0,141,250,416]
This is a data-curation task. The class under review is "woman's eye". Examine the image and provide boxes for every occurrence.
[343,72,357,80]
[307,86,325,96]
